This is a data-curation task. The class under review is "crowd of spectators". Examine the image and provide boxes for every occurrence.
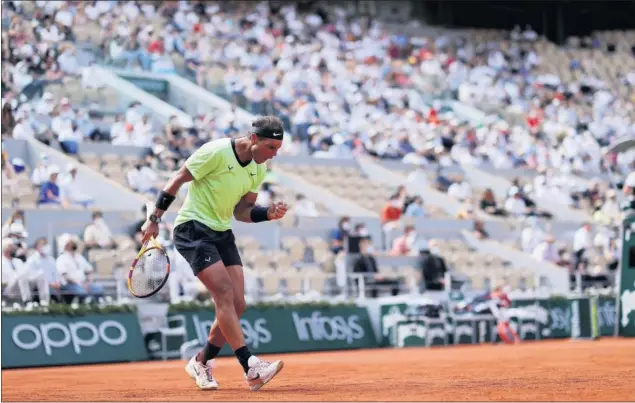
[1,1,633,299]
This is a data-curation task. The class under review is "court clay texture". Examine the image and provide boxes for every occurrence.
[3,338,634,401]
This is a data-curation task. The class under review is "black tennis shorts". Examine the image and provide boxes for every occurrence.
[173,220,243,275]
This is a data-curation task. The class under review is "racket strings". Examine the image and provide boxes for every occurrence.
[130,247,169,296]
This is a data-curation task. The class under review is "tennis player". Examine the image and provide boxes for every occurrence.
[141,116,288,391]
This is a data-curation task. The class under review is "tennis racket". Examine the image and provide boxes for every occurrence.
[127,203,170,298]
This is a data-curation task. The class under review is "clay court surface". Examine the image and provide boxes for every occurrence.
[3,338,634,401]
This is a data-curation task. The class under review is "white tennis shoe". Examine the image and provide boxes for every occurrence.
[185,356,219,390]
[245,355,284,391]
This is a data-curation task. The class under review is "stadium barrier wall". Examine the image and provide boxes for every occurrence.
[144,305,377,359]
[375,295,617,348]
[2,313,148,369]
[1,295,624,369]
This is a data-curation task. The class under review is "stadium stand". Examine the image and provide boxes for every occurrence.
[1,0,632,307]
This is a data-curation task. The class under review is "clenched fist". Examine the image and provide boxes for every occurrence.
[267,201,288,220]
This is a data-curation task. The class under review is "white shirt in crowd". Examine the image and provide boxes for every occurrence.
[26,249,59,284]
[81,65,104,89]
[83,219,114,248]
[521,225,545,253]
[58,50,79,75]
[60,174,94,204]
[2,254,26,285]
[39,24,62,43]
[532,241,560,263]
[447,181,472,201]
[504,196,527,216]
[127,166,159,193]
[573,227,593,253]
[54,9,74,27]
[133,120,155,147]
[56,251,93,285]
[12,120,35,140]
[31,164,49,186]
[295,198,320,217]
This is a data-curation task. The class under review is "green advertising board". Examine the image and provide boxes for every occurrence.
[617,214,635,337]
[153,305,377,357]
[597,296,617,336]
[2,313,148,369]
[510,298,573,338]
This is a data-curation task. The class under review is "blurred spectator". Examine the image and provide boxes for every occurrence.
[255,182,274,206]
[479,188,506,216]
[38,164,63,206]
[572,222,593,271]
[456,198,475,220]
[294,193,319,217]
[126,160,161,196]
[2,209,25,238]
[57,45,79,76]
[352,237,399,298]
[504,187,528,218]
[351,223,370,238]
[595,189,621,225]
[60,163,94,208]
[416,240,448,291]
[447,176,472,202]
[83,210,117,250]
[328,216,350,254]
[380,194,402,229]
[404,195,425,217]
[390,225,417,256]
[57,122,84,155]
[133,114,155,147]
[30,153,50,186]
[25,237,57,304]
[604,238,620,273]
[168,249,203,302]
[12,113,35,140]
[520,216,546,253]
[621,172,635,213]
[472,219,490,240]
[56,234,104,301]
[6,222,29,262]
[1,101,16,135]
[2,237,34,302]
[532,234,561,264]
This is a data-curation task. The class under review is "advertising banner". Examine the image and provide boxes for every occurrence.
[156,306,377,357]
[2,313,148,369]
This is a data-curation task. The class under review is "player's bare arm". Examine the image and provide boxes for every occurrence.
[141,164,193,242]
[234,192,289,223]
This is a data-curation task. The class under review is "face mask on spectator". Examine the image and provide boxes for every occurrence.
[39,244,52,256]
[358,227,368,236]
[365,245,374,254]
[341,222,350,231]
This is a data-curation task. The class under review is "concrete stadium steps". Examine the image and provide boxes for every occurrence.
[273,162,447,218]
